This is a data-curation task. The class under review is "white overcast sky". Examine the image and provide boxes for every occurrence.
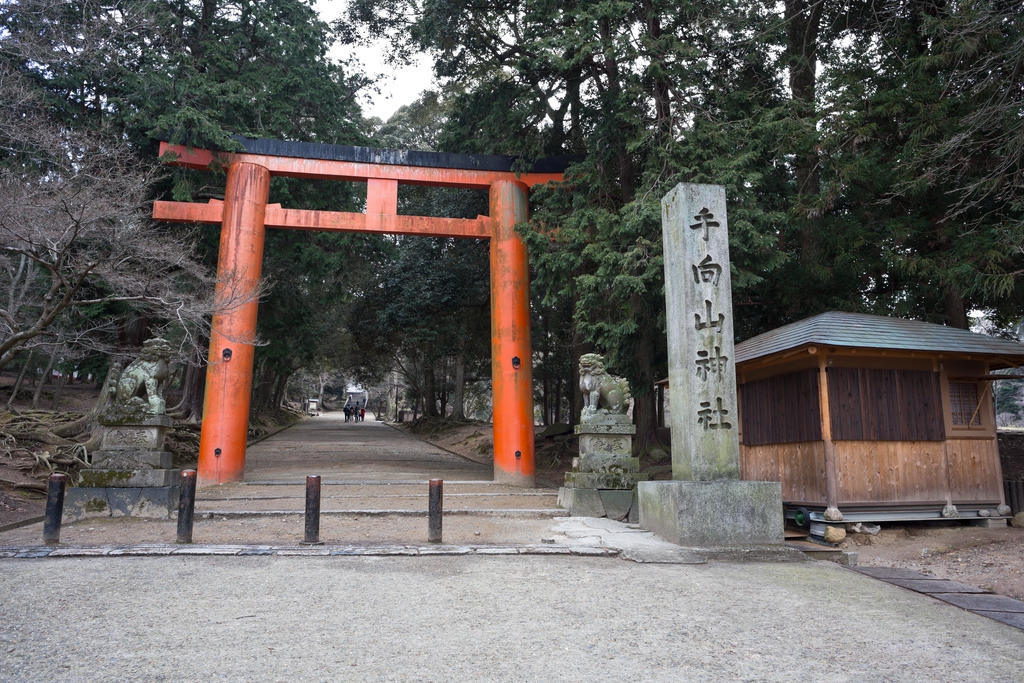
[314,0,435,121]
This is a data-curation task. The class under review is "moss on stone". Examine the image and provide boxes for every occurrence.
[78,470,133,487]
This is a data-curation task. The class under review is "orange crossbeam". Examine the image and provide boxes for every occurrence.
[159,142,562,190]
[153,200,490,239]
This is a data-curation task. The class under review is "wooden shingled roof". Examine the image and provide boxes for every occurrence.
[735,311,1024,366]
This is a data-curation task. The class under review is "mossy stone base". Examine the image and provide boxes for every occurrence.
[564,471,647,489]
[557,487,639,522]
[63,486,180,522]
[78,469,180,488]
[638,480,784,548]
[91,450,173,469]
[571,455,640,473]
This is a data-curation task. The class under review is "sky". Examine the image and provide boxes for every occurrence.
[314,0,435,121]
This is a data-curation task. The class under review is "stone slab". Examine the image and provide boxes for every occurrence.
[99,419,173,451]
[564,472,645,490]
[852,567,934,580]
[63,486,180,522]
[578,434,632,457]
[570,455,639,473]
[574,422,636,435]
[888,579,989,594]
[557,488,605,517]
[934,593,1024,613]
[972,611,1024,629]
[91,450,173,469]
[78,469,180,488]
[627,489,639,524]
[599,490,634,521]
[638,480,784,548]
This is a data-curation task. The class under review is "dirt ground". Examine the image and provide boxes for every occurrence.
[398,417,674,488]
[0,513,560,547]
[843,522,1024,600]
[0,489,43,528]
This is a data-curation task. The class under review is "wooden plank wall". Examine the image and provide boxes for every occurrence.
[946,439,1003,503]
[827,368,944,441]
[739,369,822,446]
[744,438,1002,506]
[832,441,948,504]
[741,442,827,504]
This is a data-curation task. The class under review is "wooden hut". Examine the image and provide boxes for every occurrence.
[734,312,1024,530]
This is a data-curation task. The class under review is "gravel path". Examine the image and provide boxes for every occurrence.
[242,414,491,482]
[2,555,1022,682]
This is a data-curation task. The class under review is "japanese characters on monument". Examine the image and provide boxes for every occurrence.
[662,184,741,481]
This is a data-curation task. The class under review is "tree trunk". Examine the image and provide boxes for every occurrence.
[50,371,70,411]
[630,296,659,455]
[785,0,824,264]
[570,324,594,426]
[439,361,449,417]
[250,361,274,418]
[180,355,207,423]
[944,287,969,329]
[554,378,562,424]
[6,350,33,408]
[598,17,635,203]
[424,364,438,417]
[32,353,56,410]
[452,354,466,420]
[542,314,550,425]
[642,0,670,136]
[171,350,207,423]
[273,371,290,408]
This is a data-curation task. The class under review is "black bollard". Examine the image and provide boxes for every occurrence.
[42,473,68,546]
[302,475,323,545]
[428,479,443,543]
[176,470,198,544]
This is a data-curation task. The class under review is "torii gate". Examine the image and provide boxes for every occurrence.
[153,137,569,487]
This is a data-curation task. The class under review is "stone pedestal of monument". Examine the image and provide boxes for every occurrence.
[65,415,181,521]
[638,183,785,554]
[558,415,647,521]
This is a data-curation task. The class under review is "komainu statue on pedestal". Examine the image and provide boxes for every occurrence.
[578,353,631,420]
[102,338,172,420]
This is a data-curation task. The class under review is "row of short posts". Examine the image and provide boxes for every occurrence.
[40,471,445,546]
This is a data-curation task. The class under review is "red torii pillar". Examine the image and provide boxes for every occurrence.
[198,162,270,484]
[163,151,543,487]
[489,180,534,487]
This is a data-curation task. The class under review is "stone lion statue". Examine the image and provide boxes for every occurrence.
[107,338,172,417]
[579,353,631,418]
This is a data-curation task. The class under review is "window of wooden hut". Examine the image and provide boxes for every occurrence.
[948,381,982,427]
[826,368,945,441]
[738,369,822,446]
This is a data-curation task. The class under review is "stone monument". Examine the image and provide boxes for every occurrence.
[557,354,646,520]
[65,338,181,521]
[637,183,784,550]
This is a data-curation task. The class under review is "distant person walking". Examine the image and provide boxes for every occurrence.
[360,407,366,422]
[344,406,350,422]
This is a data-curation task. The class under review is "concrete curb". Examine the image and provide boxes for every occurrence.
[0,543,619,559]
